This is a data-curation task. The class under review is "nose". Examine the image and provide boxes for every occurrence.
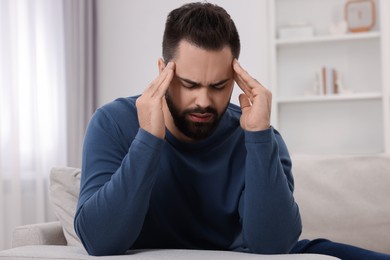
[194,87,212,108]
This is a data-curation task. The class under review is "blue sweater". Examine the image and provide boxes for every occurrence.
[74,96,302,256]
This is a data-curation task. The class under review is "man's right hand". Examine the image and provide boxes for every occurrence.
[136,61,175,140]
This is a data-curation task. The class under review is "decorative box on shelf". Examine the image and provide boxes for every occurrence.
[278,23,314,39]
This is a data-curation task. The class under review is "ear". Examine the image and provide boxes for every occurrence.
[158,58,166,74]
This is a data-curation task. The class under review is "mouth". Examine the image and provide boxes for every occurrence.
[189,113,214,123]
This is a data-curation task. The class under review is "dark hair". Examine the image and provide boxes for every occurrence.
[162,2,240,62]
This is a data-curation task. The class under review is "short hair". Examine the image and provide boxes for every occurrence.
[162,2,240,62]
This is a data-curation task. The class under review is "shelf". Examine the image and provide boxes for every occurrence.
[276,92,383,104]
[275,31,381,46]
[269,0,389,154]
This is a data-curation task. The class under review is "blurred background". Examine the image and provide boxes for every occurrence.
[0,0,389,251]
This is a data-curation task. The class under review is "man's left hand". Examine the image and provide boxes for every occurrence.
[233,60,271,131]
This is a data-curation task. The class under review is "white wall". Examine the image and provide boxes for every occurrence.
[95,0,270,107]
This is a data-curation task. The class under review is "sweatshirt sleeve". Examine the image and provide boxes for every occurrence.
[74,107,164,256]
[239,127,302,254]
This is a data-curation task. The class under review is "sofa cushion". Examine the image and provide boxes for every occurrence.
[46,155,390,255]
[49,167,82,247]
[292,154,390,254]
[0,246,339,260]
[12,221,66,247]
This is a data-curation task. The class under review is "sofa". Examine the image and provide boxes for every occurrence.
[1,153,390,259]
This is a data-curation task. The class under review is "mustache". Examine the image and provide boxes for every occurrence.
[183,107,218,115]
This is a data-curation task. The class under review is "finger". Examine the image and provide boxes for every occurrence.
[145,62,175,95]
[233,60,262,89]
[234,72,251,97]
[239,93,251,112]
[233,61,251,95]
[152,62,174,93]
[154,63,175,98]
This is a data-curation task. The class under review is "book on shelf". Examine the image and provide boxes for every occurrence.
[316,66,339,95]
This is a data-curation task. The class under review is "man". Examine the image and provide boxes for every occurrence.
[75,2,390,259]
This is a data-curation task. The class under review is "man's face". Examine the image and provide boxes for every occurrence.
[165,40,234,141]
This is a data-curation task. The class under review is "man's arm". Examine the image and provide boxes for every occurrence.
[74,110,164,256]
[74,62,175,256]
[233,60,301,253]
[240,128,301,254]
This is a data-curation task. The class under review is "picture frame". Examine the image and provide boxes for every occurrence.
[345,0,376,33]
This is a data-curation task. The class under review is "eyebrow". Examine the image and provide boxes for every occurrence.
[176,75,231,87]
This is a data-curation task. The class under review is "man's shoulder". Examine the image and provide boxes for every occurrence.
[99,95,139,113]
[93,95,140,129]
[95,96,139,120]
[87,96,141,141]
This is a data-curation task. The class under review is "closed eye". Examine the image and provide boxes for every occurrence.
[175,75,231,90]
[211,83,227,90]
[210,79,230,90]
[177,77,199,89]
[181,82,197,88]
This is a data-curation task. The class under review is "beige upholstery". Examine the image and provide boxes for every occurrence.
[292,154,390,254]
[3,153,390,259]
[0,246,337,260]
[49,167,82,247]
[12,222,66,248]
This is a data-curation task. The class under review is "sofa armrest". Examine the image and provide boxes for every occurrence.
[12,221,67,247]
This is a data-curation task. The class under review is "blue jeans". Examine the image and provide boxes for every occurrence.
[291,239,390,259]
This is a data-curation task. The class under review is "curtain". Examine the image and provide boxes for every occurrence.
[64,0,96,168]
[0,0,95,250]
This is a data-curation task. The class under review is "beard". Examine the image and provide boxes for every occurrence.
[165,92,228,141]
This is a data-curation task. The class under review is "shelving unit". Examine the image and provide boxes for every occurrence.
[276,31,381,45]
[277,92,382,104]
[268,0,390,154]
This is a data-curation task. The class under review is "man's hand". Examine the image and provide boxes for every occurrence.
[136,62,175,139]
[233,60,271,131]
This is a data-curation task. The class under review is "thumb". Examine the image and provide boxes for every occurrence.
[239,93,251,111]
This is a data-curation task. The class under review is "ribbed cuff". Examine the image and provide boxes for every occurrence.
[244,127,274,143]
[134,128,165,150]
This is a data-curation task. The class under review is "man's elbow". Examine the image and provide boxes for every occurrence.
[246,223,302,254]
[84,244,126,257]
[76,231,129,256]
[248,235,300,255]
[74,216,129,256]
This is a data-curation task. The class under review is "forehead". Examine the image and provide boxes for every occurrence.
[173,40,234,83]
